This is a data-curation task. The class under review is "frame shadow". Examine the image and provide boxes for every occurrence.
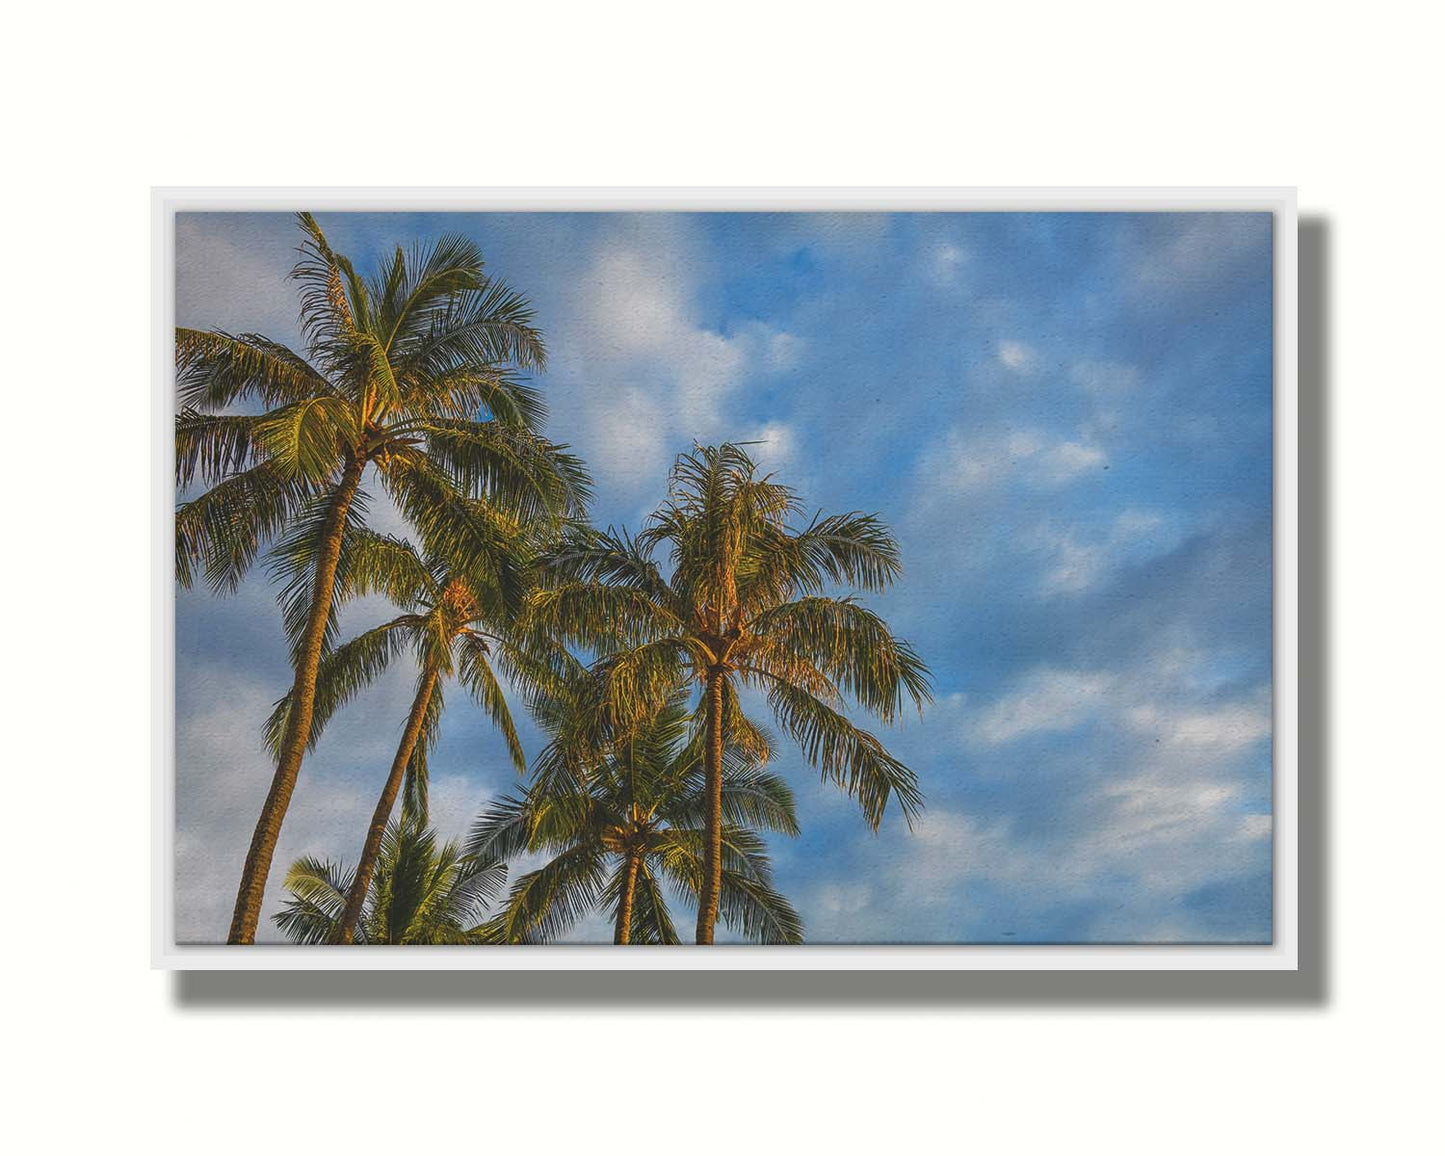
[172,218,1331,1010]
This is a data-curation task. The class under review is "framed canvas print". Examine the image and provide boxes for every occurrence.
[152,187,1296,970]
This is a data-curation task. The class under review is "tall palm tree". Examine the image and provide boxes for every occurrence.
[525,443,931,943]
[263,526,560,944]
[274,820,505,945]
[176,214,587,942]
[470,694,803,944]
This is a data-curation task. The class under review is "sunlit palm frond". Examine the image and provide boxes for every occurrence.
[251,396,358,484]
[421,420,592,523]
[273,856,355,945]
[747,596,933,722]
[523,582,685,654]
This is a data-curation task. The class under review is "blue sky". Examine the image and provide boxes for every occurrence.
[174,210,1273,944]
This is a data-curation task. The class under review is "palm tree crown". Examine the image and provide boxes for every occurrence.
[177,213,588,943]
[470,693,803,944]
[274,821,505,945]
[264,525,546,818]
[523,443,932,942]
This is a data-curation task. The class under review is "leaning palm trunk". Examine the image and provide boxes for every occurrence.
[334,666,440,944]
[228,456,365,943]
[615,850,641,944]
[694,672,726,944]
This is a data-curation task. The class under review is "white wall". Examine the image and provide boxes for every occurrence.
[7,2,1438,1151]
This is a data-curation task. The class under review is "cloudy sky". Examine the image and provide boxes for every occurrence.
[175,210,1273,944]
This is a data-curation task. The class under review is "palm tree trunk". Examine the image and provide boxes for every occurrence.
[694,672,725,944]
[334,665,440,944]
[615,851,641,945]
[226,454,366,944]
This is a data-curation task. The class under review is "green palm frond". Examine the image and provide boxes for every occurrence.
[420,421,591,523]
[523,582,685,653]
[393,277,547,387]
[275,820,504,946]
[252,396,358,484]
[717,870,804,945]
[401,678,445,827]
[668,765,801,838]
[651,826,801,944]
[759,675,924,829]
[483,844,608,944]
[175,461,316,592]
[291,212,366,361]
[748,595,932,723]
[627,862,681,945]
[262,618,415,755]
[474,675,804,945]
[268,490,377,662]
[380,455,528,614]
[455,632,525,773]
[273,856,355,945]
[372,233,486,354]
[175,408,263,489]
[175,329,330,411]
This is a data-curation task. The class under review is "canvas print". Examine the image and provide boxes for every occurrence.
[172,209,1273,946]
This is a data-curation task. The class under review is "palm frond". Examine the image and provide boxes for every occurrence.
[262,618,415,755]
[252,396,357,484]
[422,420,592,522]
[483,845,608,944]
[175,328,329,411]
[175,408,262,489]
[381,455,529,616]
[175,462,315,592]
[455,633,526,773]
[273,856,355,945]
[627,862,682,945]
[748,596,933,722]
[760,676,924,829]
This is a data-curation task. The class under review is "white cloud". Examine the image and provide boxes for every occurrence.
[997,339,1038,373]
[813,645,1273,942]
[559,226,803,497]
[929,242,968,286]
[930,426,1108,495]
[576,385,671,489]
[745,420,797,470]
[763,329,806,372]
[1126,214,1268,295]
[971,668,1112,744]
[1125,695,1272,753]
[1034,508,1169,596]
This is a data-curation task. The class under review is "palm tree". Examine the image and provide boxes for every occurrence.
[176,214,587,942]
[263,525,560,944]
[469,694,803,944]
[273,820,504,945]
[525,443,931,943]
